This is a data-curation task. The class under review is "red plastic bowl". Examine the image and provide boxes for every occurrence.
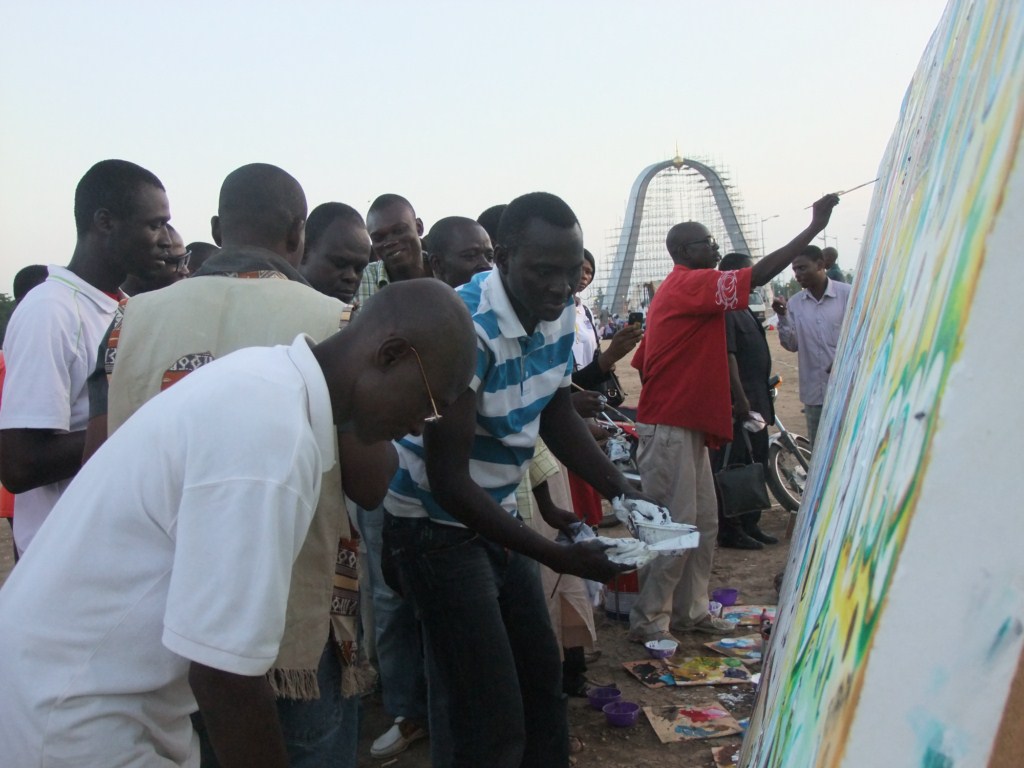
[603,700,641,727]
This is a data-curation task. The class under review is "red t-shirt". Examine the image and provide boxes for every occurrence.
[633,265,752,446]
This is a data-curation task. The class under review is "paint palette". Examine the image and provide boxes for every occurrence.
[643,703,743,743]
[704,633,764,663]
[720,604,776,626]
[623,656,754,688]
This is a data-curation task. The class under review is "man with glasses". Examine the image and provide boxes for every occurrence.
[0,159,171,555]
[0,280,477,768]
[384,192,646,768]
[627,194,839,646]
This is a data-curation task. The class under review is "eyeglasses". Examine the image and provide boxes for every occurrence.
[681,236,717,250]
[409,346,443,424]
[164,250,191,275]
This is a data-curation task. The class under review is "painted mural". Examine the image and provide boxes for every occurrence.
[743,1,1024,765]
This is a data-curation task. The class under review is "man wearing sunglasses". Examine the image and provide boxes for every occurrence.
[384,192,648,768]
[0,280,477,768]
[627,194,839,647]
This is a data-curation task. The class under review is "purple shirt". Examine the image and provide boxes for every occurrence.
[777,278,851,406]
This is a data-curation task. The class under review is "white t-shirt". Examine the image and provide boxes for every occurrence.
[572,301,599,368]
[0,265,119,553]
[0,336,336,768]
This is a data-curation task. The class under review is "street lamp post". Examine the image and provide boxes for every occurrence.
[759,215,779,257]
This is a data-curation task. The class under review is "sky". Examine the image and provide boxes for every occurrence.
[0,0,949,296]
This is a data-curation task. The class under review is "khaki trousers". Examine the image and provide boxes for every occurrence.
[629,423,718,635]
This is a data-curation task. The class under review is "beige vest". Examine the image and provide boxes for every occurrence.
[108,276,348,698]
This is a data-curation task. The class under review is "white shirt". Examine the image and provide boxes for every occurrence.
[0,265,119,553]
[572,301,598,368]
[0,336,335,768]
[777,278,852,405]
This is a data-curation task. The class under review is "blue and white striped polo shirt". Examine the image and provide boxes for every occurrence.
[385,269,574,526]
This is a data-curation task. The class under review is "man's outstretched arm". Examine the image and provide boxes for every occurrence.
[750,194,839,287]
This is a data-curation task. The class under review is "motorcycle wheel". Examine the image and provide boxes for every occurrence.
[767,439,812,511]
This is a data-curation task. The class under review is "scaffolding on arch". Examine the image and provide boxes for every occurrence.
[593,155,759,316]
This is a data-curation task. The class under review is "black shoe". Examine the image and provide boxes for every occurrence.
[718,532,763,550]
[745,526,778,545]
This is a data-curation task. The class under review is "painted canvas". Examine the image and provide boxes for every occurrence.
[644,703,742,743]
[744,1,1024,766]
[623,657,753,688]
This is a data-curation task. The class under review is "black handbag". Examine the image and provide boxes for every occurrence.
[596,368,626,408]
[714,431,771,517]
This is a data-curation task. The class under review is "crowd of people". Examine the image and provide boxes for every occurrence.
[0,158,844,767]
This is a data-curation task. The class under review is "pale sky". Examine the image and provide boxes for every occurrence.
[0,0,948,296]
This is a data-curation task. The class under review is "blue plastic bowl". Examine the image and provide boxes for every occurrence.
[603,700,641,727]
[587,686,621,711]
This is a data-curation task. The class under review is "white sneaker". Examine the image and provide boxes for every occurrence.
[370,716,428,758]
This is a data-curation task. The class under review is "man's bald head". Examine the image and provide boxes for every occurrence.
[211,163,307,264]
[822,246,838,268]
[666,221,720,269]
[350,279,477,379]
[314,279,477,443]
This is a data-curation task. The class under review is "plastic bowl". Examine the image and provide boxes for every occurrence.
[633,519,697,545]
[603,700,641,727]
[711,587,740,607]
[644,638,678,659]
[587,686,621,711]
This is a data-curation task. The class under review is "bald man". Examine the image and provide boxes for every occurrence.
[628,195,839,646]
[0,281,476,768]
[823,246,846,283]
[83,163,386,767]
[427,216,494,289]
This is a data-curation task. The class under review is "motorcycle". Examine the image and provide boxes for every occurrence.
[766,374,812,511]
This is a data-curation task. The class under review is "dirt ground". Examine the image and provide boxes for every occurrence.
[0,334,808,768]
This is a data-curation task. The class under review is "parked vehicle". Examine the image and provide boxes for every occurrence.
[748,288,768,324]
[766,375,811,511]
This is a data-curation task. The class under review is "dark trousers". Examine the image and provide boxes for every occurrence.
[383,514,569,768]
[712,423,770,538]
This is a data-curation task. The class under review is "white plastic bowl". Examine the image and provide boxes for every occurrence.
[633,519,697,545]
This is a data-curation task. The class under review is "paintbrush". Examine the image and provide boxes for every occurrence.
[803,178,879,208]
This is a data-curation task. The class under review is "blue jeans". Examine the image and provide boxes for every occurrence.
[358,506,452,766]
[195,641,360,768]
[383,514,569,768]
[805,404,823,446]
